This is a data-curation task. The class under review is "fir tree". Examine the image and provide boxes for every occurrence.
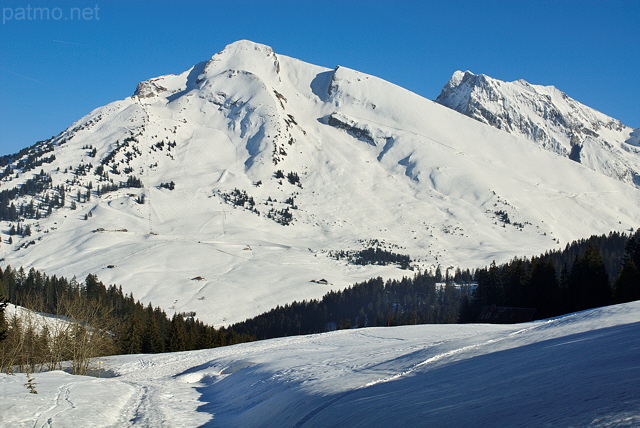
[24,370,38,394]
[457,295,474,323]
[613,231,640,303]
[474,261,504,307]
[0,292,7,343]
[567,243,611,311]
[142,312,165,353]
[120,314,144,354]
[168,314,187,352]
[527,258,560,318]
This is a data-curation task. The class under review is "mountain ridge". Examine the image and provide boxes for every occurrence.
[1,40,638,325]
[436,70,639,186]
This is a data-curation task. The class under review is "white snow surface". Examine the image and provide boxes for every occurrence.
[2,301,639,427]
[4,304,71,333]
[2,41,640,326]
[436,70,640,187]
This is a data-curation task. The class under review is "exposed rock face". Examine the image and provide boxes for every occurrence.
[436,71,639,187]
[134,79,168,98]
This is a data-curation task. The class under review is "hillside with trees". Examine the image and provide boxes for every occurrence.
[1,230,639,375]
[230,273,470,340]
[459,230,640,322]
[0,267,253,374]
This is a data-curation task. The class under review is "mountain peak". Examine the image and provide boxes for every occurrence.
[209,39,279,69]
[218,39,276,57]
[449,70,469,86]
[436,71,637,186]
[133,40,281,101]
[203,39,281,84]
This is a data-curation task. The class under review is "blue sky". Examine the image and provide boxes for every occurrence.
[1,0,638,156]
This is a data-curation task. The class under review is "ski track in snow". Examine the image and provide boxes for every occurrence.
[32,383,76,428]
[3,301,638,427]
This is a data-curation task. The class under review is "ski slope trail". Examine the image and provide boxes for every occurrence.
[1,301,639,427]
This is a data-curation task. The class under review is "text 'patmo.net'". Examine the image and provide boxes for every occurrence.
[3,5,100,25]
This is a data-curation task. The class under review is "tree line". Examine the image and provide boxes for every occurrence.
[0,266,254,374]
[1,230,639,375]
[330,247,413,270]
[230,272,470,341]
[459,230,640,322]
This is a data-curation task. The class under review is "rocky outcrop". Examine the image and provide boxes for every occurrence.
[437,71,639,187]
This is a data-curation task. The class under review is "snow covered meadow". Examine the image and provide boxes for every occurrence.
[2,301,639,427]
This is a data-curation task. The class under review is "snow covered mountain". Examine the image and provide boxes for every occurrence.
[2,41,639,325]
[2,301,639,426]
[436,70,640,186]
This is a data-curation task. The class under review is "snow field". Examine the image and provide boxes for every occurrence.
[1,301,639,427]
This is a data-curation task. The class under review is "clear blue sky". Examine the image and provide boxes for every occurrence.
[1,0,638,156]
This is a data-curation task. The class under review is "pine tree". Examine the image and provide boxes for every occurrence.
[503,258,527,307]
[142,313,165,353]
[474,261,504,307]
[613,261,640,303]
[613,231,640,303]
[567,243,611,311]
[457,295,475,323]
[527,259,560,318]
[24,370,38,394]
[168,314,187,352]
[0,292,7,343]
[119,314,143,354]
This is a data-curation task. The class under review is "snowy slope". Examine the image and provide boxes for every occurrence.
[2,41,640,326]
[2,301,639,427]
[436,70,640,186]
[4,304,71,333]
